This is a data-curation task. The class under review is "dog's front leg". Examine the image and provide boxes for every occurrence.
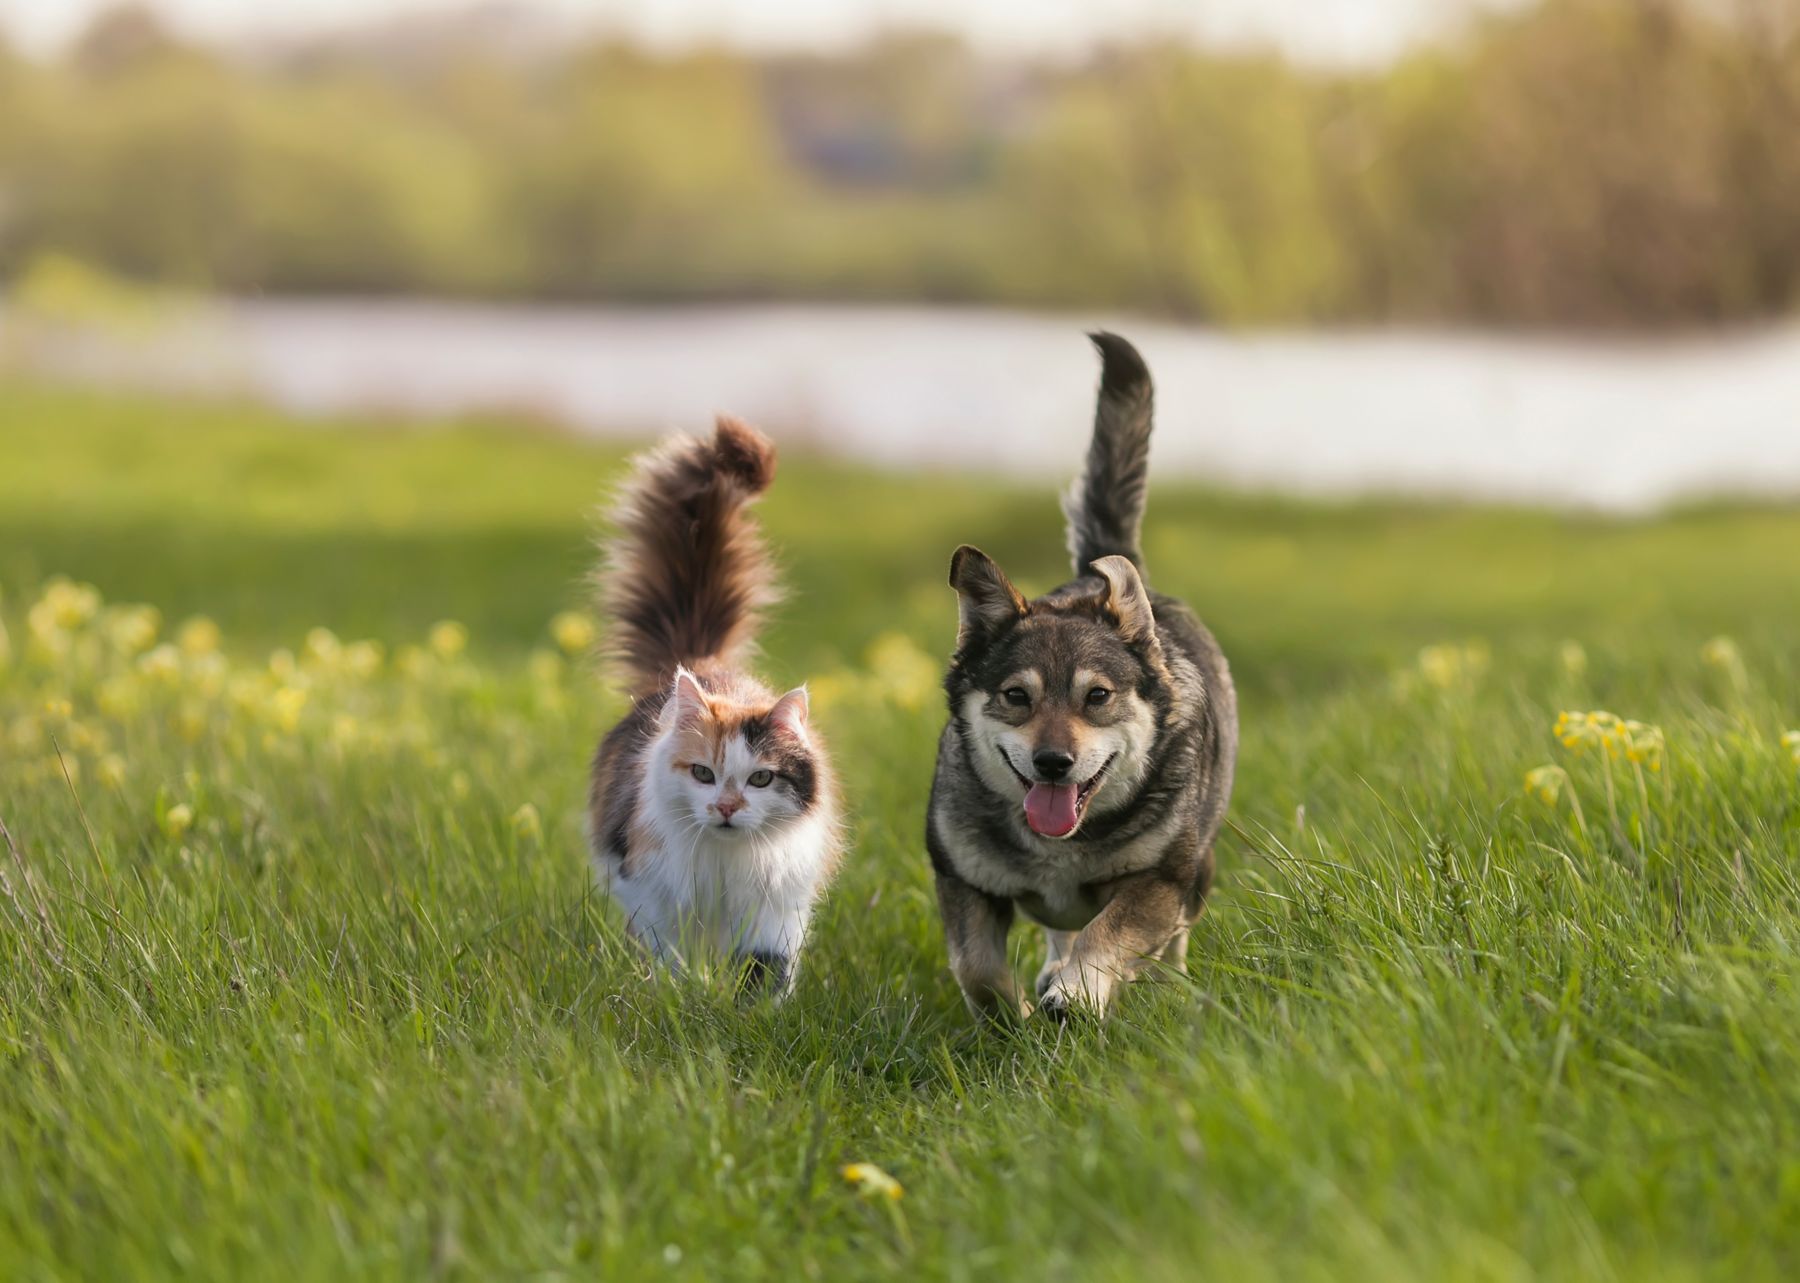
[1039,870,1186,1020]
[935,868,1028,1021]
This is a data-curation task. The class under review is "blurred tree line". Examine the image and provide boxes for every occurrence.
[1,0,1796,328]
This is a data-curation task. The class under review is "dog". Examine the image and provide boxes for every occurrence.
[925,332,1237,1020]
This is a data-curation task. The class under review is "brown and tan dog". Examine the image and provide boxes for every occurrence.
[925,333,1237,1020]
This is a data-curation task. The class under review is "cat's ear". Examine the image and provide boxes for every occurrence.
[768,687,810,742]
[669,667,711,728]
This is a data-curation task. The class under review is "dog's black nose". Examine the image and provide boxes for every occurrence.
[1033,749,1075,781]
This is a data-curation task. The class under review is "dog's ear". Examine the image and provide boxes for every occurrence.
[1091,556,1159,651]
[949,545,1027,648]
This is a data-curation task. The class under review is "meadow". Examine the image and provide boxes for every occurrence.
[2,382,1799,1280]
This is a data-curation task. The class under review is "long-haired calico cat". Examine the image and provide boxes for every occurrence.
[587,416,838,996]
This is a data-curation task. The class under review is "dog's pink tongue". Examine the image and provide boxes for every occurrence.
[1024,782,1079,837]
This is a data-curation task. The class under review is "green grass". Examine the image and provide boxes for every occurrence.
[2,381,1799,1281]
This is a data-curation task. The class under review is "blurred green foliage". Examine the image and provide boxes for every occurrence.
[1,0,1797,326]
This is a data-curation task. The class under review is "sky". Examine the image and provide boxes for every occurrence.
[0,0,1519,66]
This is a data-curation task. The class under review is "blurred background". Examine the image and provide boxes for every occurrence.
[1,0,1798,508]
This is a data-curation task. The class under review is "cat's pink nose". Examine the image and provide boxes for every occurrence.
[716,797,742,819]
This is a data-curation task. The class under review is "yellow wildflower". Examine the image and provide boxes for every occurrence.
[550,611,596,657]
[1783,730,1800,766]
[177,616,221,657]
[268,648,299,681]
[97,754,127,788]
[104,604,161,656]
[304,627,342,666]
[138,643,182,683]
[159,803,194,841]
[865,631,940,709]
[97,675,142,717]
[270,686,308,733]
[67,720,109,754]
[1700,636,1749,693]
[1621,720,1665,771]
[42,697,73,722]
[428,621,468,661]
[31,578,102,632]
[342,640,384,679]
[226,672,269,716]
[187,651,226,697]
[331,714,360,748]
[1557,640,1588,678]
[1524,765,1568,805]
[806,670,854,713]
[1700,636,1740,667]
[510,803,542,841]
[1554,710,1622,755]
[1418,641,1490,691]
[841,1163,904,1201]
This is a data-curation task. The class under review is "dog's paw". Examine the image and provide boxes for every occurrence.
[1037,969,1113,1021]
[962,982,1031,1025]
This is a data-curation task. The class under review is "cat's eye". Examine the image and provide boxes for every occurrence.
[1002,687,1031,707]
[1086,687,1113,706]
[747,769,774,788]
[690,764,715,784]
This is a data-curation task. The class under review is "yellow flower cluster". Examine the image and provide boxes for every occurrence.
[1417,641,1491,691]
[159,802,195,841]
[1552,710,1665,769]
[1700,635,1749,694]
[428,621,467,661]
[550,611,596,657]
[841,1163,904,1201]
[1783,730,1800,768]
[1523,764,1568,805]
[510,802,543,841]
[810,631,940,714]
[4,575,608,840]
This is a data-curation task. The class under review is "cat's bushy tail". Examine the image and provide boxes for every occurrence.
[597,416,780,695]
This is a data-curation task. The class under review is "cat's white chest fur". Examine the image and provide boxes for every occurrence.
[598,809,834,964]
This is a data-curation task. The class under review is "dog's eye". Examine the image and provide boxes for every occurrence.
[1002,687,1031,707]
[690,764,715,784]
[1086,687,1113,706]
[747,769,774,787]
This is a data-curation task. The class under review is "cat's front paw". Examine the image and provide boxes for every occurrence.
[736,950,795,1000]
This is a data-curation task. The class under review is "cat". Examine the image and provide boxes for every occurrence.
[586,416,839,997]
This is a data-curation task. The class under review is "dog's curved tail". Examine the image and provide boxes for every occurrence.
[1064,331,1155,578]
[596,416,781,696]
